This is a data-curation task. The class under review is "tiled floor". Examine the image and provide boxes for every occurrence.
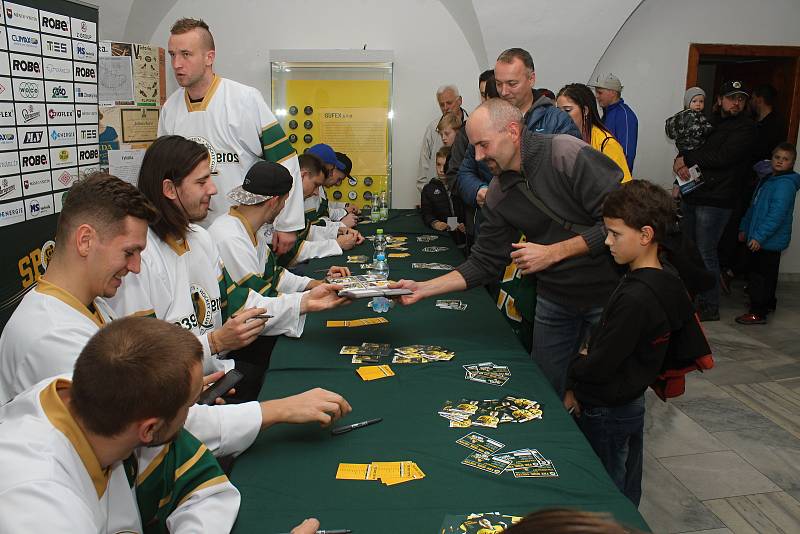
[640,281,800,533]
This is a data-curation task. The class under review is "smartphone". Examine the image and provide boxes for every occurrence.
[196,369,245,405]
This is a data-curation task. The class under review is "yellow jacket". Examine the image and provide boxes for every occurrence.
[591,126,632,183]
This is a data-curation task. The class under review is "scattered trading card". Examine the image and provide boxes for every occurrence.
[347,255,369,263]
[456,432,505,455]
[437,299,468,311]
[393,345,456,363]
[327,317,389,328]
[412,262,454,271]
[388,253,411,258]
[422,246,449,253]
[356,364,395,381]
[416,235,439,242]
[463,362,511,386]
[439,512,522,534]
[438,396,541,427]
[461,452,510,475]
[352,353,381,363]
[339,346,361,355]
[336,460,424,485]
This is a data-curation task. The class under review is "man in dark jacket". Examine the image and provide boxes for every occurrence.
[392,99,622,398]
[456,48,580,236]
[673,80,756,321]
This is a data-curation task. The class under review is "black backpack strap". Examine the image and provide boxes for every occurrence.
[515,180,593,234]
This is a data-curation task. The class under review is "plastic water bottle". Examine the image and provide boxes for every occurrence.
[379,190,389,221]
[373,252,389,277]
[373,229,386,262]
[370,195,380,223]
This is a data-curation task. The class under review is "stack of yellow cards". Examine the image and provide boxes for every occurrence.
[356,365,395,381]
[336,460,425,486]
[326,317,389,328]
[388,252,411,258]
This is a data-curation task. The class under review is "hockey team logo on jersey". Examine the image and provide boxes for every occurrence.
[40,240,56,270]
[190,283,218,331]
[186,135,218,175]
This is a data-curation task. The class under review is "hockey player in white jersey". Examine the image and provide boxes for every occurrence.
[159,17,300,257]
[277,153,366,267]
[208,160,352,299]
[104,136,349,393]
[304,144,358,229]
[0,317,327,534]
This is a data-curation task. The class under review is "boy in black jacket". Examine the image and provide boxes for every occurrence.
[564,180,696,506]
[421,146,466,245]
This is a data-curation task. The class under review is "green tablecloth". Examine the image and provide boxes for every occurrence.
[230,210,649,533]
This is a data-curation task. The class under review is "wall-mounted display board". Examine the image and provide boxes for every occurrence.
[270,50,393,209]
[0,0,99,328]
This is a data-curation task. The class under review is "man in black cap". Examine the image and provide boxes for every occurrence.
[673,80,756,321]
[209,160,351,304]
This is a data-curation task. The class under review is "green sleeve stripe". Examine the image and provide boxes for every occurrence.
[136,429,229,534]
[264,140,296,164]
[260,122,284,146]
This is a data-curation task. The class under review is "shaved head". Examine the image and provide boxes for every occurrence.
[472,98,523,132]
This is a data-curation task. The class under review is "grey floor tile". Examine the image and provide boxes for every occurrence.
[777,377,800,393]
[722,382,800,439]
[704,493,800,534]
[704,361,772,386]
[644,392,729,458]
[713,426,800,494]
[660,451,780,500]
[678,374,732,402]
[678,529,733,534]
[672,396,776,433]
[639,451,726,534]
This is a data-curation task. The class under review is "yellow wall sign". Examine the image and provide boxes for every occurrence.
[283,79,390,208]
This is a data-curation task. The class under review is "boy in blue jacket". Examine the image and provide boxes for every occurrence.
[736,142,800,324]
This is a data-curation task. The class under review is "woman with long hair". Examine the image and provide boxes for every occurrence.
[557,83,632,183]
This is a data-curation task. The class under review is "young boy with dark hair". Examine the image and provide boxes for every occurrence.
[564,180,697,506]
[421,145,466,245]
[736,142,800,324]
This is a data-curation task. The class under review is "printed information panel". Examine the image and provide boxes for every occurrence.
[0,0,98,327]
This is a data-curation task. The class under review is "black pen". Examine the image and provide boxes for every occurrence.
[331,417,382,435]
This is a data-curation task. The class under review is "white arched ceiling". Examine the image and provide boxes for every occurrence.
[472,0,643,92]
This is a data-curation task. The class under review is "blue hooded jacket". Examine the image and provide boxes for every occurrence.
[456,91,580,208]
[740,171,800,251]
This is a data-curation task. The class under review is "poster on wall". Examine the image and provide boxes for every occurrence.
[0,0,99,329]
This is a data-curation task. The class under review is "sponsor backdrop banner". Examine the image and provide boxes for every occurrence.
[0,0,99,329]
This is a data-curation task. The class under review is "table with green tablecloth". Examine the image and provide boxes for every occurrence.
[230,210,649,533]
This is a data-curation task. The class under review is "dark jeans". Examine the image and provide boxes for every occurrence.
[577,394,645,506]
[532,296,603,398]
[681,202,732,311]
[747,249,781,316]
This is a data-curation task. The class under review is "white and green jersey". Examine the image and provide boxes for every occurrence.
[0,378,240,533]
[159,75,304,231]
[0,278,264,459]
[104,225,304,374]
[0,279,113,404]
[208,208,313,296]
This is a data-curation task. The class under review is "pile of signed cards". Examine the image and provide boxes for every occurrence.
[464,362,510,386]
[393,345,455,363]
[456,432,558,478]
[440,511,522,533]
[417,235,439,242]
[439,396,542,428]
[336,460,425,486]
[340,343,392,363]
[422,246,449,253]
[437,299,467,311]
[412,262,454,271]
